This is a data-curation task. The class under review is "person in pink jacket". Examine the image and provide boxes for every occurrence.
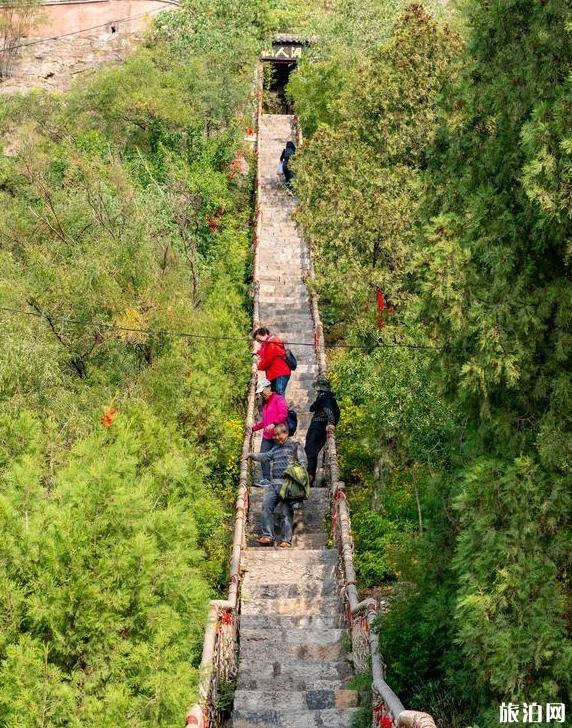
[249,378,288,487]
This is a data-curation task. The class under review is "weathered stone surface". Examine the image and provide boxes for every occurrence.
[236,659,353,691]
[239,627,346,646]
[0,0,174,95]
[240,614,345,629]
[240,595,342,618]
[232,707,360,728]
[239,639,346,663]
[305,689,336,710]
[335,689,360,709]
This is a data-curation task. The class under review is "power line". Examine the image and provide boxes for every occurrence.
[0,305,441,351]
[6,3,176,54]
[0,305,248,343]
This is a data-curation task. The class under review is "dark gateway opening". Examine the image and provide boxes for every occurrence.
[263,60,297,114]
[261,34,314,114]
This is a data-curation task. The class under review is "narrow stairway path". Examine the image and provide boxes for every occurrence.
[231,114,358,728]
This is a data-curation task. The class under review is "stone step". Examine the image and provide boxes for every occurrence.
[257,294,310,302]
[240,613,345,630]
[293,532,331,549]
[257,276,302,282]
[243,547,337,571]
[248,498,330,521]
[262,305,312,314]
[247,499,327,522]
[248,513,330,549]
[239,636,345,661]
[241,568,337,590]
[236,674,344,694]
[240,595,342,618]
[236,658,351,691]
[257,308,312,316]
[239,627,346,647]
[232,707,360,728]
[258,233,301,241]
[233,687,357,712]
[258,305,310,314]
[240,579,339,602]
[246,536,330,551]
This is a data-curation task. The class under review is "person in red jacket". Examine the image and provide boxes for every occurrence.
[252,327,291,396]
[248,378,289,487]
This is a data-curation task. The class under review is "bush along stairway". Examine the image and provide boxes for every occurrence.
[185,110,438,728]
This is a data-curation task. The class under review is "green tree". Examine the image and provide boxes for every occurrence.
[288,0,572,724]
[0,0,265,721]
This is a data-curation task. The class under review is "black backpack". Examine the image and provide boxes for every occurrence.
[284,348,297,371]
[287,408,298,436]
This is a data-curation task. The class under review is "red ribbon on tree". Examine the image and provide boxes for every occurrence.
[381,714,394,728]
[206,207,225,232]
[100,407,117,428]
[375,288,386,330]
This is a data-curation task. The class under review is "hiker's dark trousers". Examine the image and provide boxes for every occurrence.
[259,438,275,481]
[305,421,327,483]
[261,482,294,544]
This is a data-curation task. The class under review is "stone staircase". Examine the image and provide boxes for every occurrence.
[256,113,314,434]
[231,114,358,728]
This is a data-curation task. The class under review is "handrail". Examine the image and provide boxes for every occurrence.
[306,248,437,728]
[185,64,264,728]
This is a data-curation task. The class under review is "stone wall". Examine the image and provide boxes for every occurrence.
[0,0,176,94]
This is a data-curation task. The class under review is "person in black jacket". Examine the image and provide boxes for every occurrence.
[280,141,296,189]
[305,375,340,485]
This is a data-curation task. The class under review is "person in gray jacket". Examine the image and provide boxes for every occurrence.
[246,423,307,548]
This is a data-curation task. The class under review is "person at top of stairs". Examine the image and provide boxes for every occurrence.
[249,378,288,488]
[279,140,296,190]
[305,376,340,486]
[245,423,307,548]
[253,326,291,396]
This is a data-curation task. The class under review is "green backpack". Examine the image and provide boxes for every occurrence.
[280,463,310,502]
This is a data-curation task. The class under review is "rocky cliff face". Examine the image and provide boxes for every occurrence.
[0,0,172,94]
[1,32,135,94]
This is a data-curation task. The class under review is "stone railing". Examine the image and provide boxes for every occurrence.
[305,267,437,728]
[185,67,263,728]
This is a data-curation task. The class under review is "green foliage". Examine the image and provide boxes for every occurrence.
[294,4,461,332]
[454,458,571,703]
[153,0,271,130]
[0,0,267,721]
[287,0,453,135]
[289,0,572,724]
[348,670,372,728]
[416,0,572,716]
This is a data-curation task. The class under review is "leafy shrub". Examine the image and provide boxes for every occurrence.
[0,0,270,721]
